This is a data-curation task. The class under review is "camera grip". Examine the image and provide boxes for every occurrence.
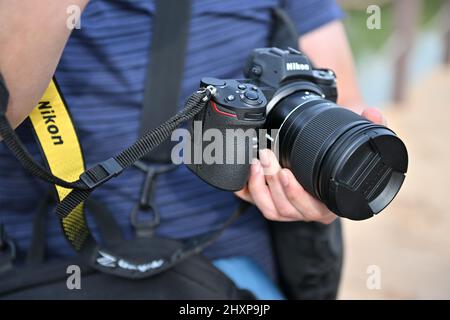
[186,101,264,191]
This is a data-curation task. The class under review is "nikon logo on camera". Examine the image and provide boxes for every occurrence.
[286,62,310,71]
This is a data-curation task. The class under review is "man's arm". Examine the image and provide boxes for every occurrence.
[0,0,89,129]
[301,20,385,124]
[301,21,363,111]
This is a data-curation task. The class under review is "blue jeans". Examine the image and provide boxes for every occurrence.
[213,256,285,300]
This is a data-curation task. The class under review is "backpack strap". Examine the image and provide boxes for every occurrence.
[85,198,125,247]
[139,0,192,163]
[269,7,299,49]
[26,195,52,265]
[0,223,16,273]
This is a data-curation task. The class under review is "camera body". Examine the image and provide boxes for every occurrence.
[187,48,408,220]
[187,48,334,190]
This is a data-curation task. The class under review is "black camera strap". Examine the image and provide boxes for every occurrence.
[140,0,191,163]
[0,74,249,279]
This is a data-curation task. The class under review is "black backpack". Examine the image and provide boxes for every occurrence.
[0,195,253,299]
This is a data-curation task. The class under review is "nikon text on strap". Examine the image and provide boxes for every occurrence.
[0,75,248,279]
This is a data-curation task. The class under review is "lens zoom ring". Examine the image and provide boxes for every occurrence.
[288,107,363,195]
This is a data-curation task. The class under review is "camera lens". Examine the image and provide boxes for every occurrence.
[266,91,408,220]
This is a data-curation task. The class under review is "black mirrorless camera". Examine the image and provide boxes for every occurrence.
[187,47,408,220]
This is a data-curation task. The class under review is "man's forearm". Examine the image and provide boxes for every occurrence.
[0,0,89,128]
[299,20,366,113]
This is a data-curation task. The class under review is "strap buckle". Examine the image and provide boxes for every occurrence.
[197,85,217,101]
[80,158,123,189]
[130,161,176,237]
[130,167,160,238]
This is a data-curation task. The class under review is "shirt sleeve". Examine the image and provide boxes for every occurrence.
[282,0,345,36]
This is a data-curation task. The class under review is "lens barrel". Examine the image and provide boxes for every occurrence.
[266,92,408,220]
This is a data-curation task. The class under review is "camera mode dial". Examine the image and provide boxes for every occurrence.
[200,77,267,120]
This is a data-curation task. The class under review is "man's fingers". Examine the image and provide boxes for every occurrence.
[320,213,338,225]
[242,149,337,223]
[247,160,294,221]
[279,169,337,223]
[247,160,278,220]
[259,149,280,176]
[361,107,386,125]
[234,186,253,203]
[259,149,300,219]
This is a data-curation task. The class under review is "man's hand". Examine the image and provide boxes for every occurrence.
[235,108,386,223]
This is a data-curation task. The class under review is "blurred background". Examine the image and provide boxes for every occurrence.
[337,0,450,299]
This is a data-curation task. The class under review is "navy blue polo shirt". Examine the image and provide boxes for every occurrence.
[0,0,343,278]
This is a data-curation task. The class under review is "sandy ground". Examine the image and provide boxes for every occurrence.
[339,66,450,299]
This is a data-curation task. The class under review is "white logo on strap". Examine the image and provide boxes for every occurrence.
[96,250,164,272]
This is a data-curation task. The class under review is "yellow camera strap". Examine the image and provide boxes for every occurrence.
[28,79,90,250]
